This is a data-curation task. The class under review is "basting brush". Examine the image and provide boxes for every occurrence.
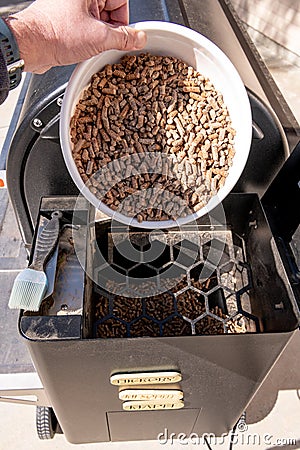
[8,211,62,311]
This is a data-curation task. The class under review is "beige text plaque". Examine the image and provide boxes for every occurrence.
[119,388,183,402]
[110,371,182,386]
[122,400,184,411]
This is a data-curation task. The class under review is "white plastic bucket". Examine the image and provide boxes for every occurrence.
[60,21,252,228]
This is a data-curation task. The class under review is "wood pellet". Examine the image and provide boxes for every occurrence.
[70,53,236,222]
[94,277,246,338]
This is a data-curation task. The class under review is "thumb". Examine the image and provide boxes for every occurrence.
[104,25,147,51]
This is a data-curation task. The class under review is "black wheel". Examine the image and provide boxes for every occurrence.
[36,406,58,440]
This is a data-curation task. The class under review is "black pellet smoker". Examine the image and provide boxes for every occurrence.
[2,0,300,444]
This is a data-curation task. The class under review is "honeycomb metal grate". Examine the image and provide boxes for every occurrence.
[93,229,260,338]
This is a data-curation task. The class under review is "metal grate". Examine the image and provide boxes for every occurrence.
[93,228,259,337]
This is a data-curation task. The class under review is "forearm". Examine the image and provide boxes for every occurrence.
[3,0,146,75]
[5,10,54,74]
[0,0,146,103]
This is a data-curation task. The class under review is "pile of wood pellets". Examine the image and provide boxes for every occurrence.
[70,53,236,222]
[94,278,246,338]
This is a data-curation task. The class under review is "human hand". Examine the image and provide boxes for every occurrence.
[5,0,147,73]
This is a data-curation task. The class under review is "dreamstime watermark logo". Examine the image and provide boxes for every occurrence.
[236,412,248,432]
[72,152,228,297]
[156,427,298,447]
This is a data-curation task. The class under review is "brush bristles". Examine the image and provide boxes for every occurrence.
[9,277,47,311]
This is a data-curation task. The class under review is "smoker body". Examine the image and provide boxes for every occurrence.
[5,0,300,444]
[18,193,299,443]
[21,329,295,443]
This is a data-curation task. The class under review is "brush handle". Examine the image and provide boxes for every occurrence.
[30,211,62,271]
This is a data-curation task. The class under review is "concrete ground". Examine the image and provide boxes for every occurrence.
[0,1,300,449]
